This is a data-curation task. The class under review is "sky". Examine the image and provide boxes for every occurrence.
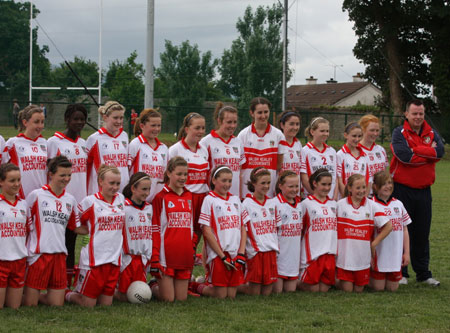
[28,0,365,86]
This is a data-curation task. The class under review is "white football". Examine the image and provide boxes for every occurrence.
[127,281,152,304]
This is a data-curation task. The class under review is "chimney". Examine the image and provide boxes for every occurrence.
[326,78,337,84]
[352,73,364,82]
[306,76,317,85]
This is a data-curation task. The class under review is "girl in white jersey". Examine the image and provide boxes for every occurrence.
[299,169,337,292]
[86,101,129,194]
[0,164,28,309]
[336,174,392,292]
[370,171,410,292]
[24,156,85,306]
[129,108,168,203]
[200,103,245,197]
[3,105,46,199]
[301,117,338,200]
[238,97,284,198]
[115,172,153,302]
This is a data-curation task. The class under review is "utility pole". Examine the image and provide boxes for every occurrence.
[282,0,288,111]
[144,0,155,108]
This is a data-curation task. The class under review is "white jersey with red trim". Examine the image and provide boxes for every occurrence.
[122,198,153,271]
[26,186,79,265]
[78,192,125,269]
[3,134,47,198]
[238,123,284,198]
[336,145,369,186]
[0,135,5,164]
[242,195,279,260]
[0,195,28,261]
[86,128,129,195]
[200,131,245,197]
[336,197,389,271]
[300,195,337,268]
[358,143,388,184]
[371,196,411,272]
[271,194,303,277]
[47,132,88,203]
[168,139,209,194]
[128,135,169,202]
[199,191,249,264]
[279,138,303,175]
[301,142,337,196]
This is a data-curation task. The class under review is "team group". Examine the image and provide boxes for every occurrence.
[0,97,438,308]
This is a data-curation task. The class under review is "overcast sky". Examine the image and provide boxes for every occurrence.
[28,0,365,86]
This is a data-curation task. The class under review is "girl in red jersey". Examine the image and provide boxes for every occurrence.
[115,172,153,302]
[150,157,196,302]
[0,164,28,309]
[299,169,337,292]
[278,111,302,188]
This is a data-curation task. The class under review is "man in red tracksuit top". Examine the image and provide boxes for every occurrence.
[390,99,444,286]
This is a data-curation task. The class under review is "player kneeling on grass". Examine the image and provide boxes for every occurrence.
[66,165,125,307]
[369,171,410,292]
[336,174,392,293]
[298,169,337,292]
[114,172,153,302]
[0,164,28,309]
[23,156,86,306]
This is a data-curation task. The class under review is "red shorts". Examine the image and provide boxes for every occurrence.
[207,254,243,287]
[370,269,402,282]
[75,263,120,298]
[26,253,66,290]
[337,267,370,286]
[0,258,26,288]
[246,251,278,285]
[161,267,191,280]
[118,255,147,293]
[300,254,336,286]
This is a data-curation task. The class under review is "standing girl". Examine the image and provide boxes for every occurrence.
[200,103,245,197]
[278,111,302,181]
[336,174,392,292]
[0,164,28,309]
[370,171,410,292]
[86,101,129,194]
[3,105,47,198]
[128,108,168,203]
[238,97,284,198]
[299,169,337,292]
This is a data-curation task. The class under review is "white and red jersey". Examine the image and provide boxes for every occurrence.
[122,198,153,270]
[371,196,411,272]
[26,185,79,265]
[301,142,337,196]
[200,130,245,197]
[128,135,169,202]
[279,138,303,176]
[271,193,303,277]
[0,195,28,261]
[358,143,388,184]
[0,135,5,164]
[336,196,389,271]
[337,144,369,186]
[199,191,249,264]
[3,134,47,199]
[86,127,129,195]
[168,139,209,194]
[300,195,337,267]
[47,132,88,203]
[242,194,279,260]
[78,192,126,269]
[238,123,284,198]
[151,185,194,269]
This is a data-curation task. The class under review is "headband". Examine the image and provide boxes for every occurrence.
[280,111,298,123]
[134,175,151,186]
[102,103,121,115]
[255,168,267,175]
[314,170,331,181]
[185,112,200,125]
[310,117,324,127]
[217,106,235,118]
[213,166,232,178]
[345,122,360,133]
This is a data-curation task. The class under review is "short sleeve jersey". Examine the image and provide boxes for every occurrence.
[0,195,28,261]
[4,134,47,199]
[358,143,388,183]
[279,138,303,175]
[86,127,129,195]
[47,132,88,203]
[336,145,370,186]
[200,130,246,197]
[199,191,249,264]
[0,135,5,165]
[78,192,126,269]
[168,139,209,194]
[336,197,388,271]
[238,124,284,198]
[26,186,79,265]
[128,135,169,202]
[371,196,411,272]
[300,195,337,267]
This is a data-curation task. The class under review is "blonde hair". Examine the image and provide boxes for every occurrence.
[97,164,121,184]
[98,101,125,117]
[304,117,329,140]
[18,104,43,132]
[134,108,161,137]
[177,112,205,141]
[344,174,365,197]
[275,170,298,195]
[213,102,237,129]
[372,170,392,196]
[359,114,381,132]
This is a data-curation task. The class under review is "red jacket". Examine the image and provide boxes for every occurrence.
[390,120,444,189]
